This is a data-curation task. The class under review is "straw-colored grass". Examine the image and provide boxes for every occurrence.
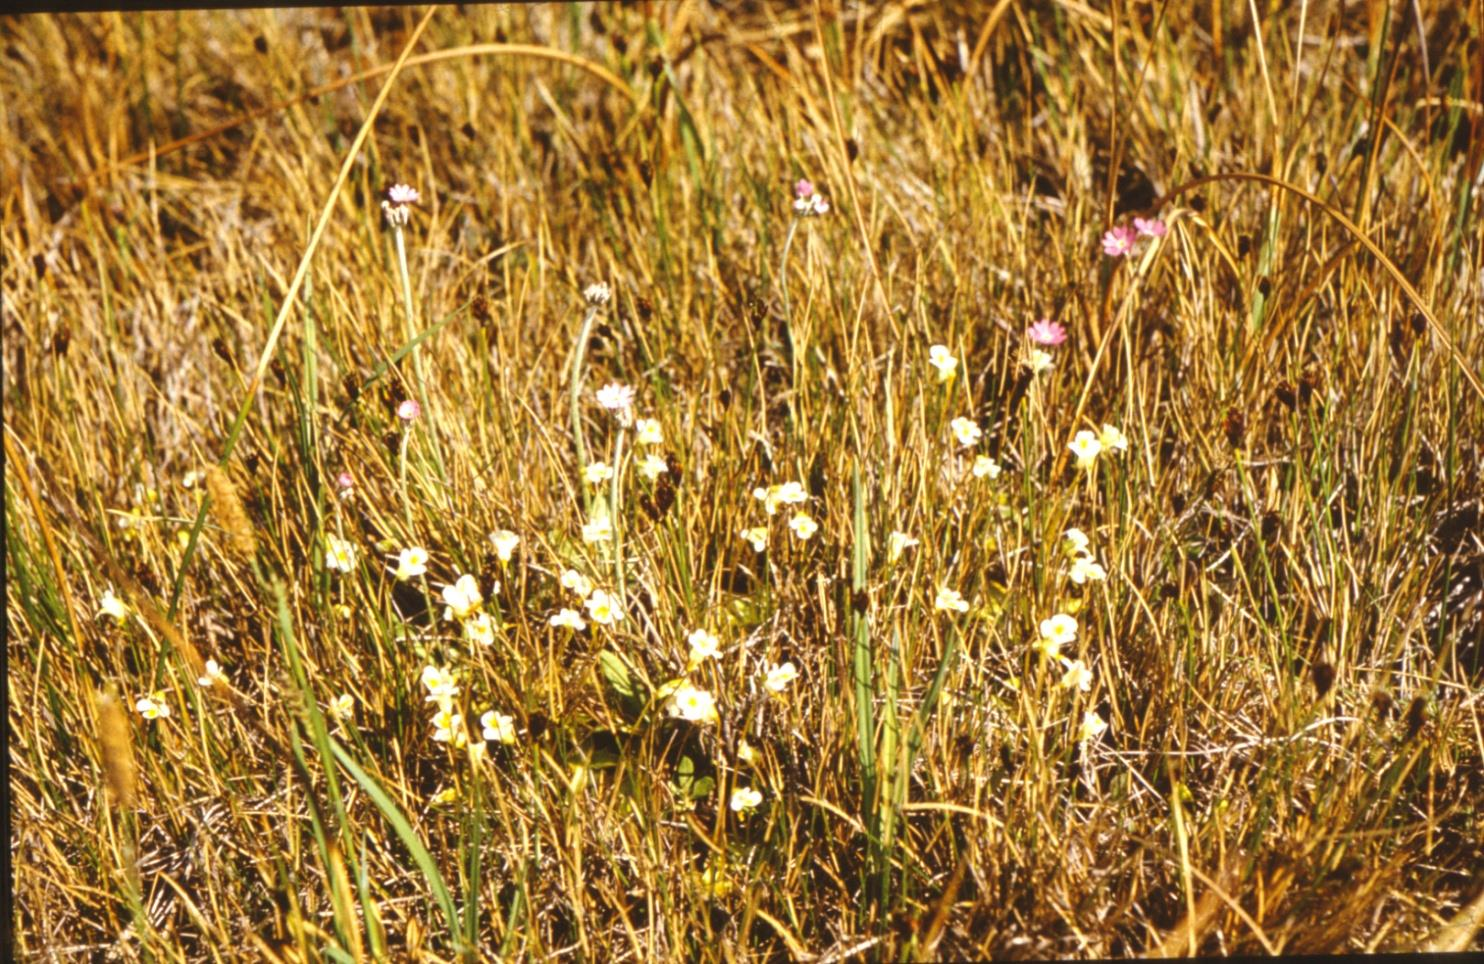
[4,3,1481,960]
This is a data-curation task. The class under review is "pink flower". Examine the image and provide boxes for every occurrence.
[336,471,354,490]
[1133,217,1167,238]
[1101,225,1137,257]
[396,399,421,422]
[1027,319,1067,346]
[792,178,830,216]
[386,184,420,206]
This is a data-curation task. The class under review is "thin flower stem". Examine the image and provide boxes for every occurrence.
[399,430,414,533]
[393,226,425,392]
[778,216,800,321]
[393,225,449,486]
[778,216,805,426]
[569,306,600,517]
[609,425,627,605]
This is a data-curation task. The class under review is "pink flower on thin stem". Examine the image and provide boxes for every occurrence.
[386,184,420,206]
[336,471,354,491]
[793,179,830,216]
[1133,216,1167,238]
[397,399,422,422]
[1027,319,1067,347]
[1101,225,1137,257]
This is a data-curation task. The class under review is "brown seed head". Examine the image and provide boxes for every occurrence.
[94,687,137,808]
[205,464,257,559]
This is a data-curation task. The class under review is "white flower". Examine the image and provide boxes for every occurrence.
[582,514,613,544]
[687,629,721,665]
[1036,614,1078,660]
[464,612,497,647]
[934,587,970,613]
[386,184,420,206]
[927,344,957,383]
[560,569,594,599]
[1039,613,1078,645]
[197,659,226,688]
[1063,528,1091,556]
[1068,431,1103,468]
[583,282,612,306]
[754,481,808,515]
[887,531,919,565]
[763,661,799,693]
[595,382,634,414]
[971,455,1001,480]
[135,693,170,720]
[788,512,818,541]
[1026,348,1055,375]
[328,693,355,723]
[740,526,769,553]
[1099,424,1128,453]
[98,587,130,621]
[431,708,466,745]
[549,608,587,631]
[489,529,520,562]
[392,547,430,581]
[635,418,663,445]
[729,786,764,813]
[382,184,418,227]
[1068,556,1107,585]
[949,416,982,448]
[584,462,615,485]
[420,665,460,706]
[637,454,668,481]
[481,710,517,745]
[440,574,485,621]
[1059,658,1093,692]
[584,589,624,626]
[666,681,719,724]
[325,535,357,573]
[1078,710,1108,743]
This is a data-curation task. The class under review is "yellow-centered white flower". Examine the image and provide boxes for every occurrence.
[935,587,970,612]
[489,529,520,562]
[949,416,982,448]
[927,344,958,383]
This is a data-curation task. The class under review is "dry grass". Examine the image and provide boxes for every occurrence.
[4,2,1483,960]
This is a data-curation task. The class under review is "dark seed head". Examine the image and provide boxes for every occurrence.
[1404,696,1427,740]
[1223,409,1246,448]
[1311,661,1336,698]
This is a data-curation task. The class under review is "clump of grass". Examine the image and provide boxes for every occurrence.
[5,3,1483,960]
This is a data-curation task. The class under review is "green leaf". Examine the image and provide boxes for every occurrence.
[597,650,648,719]
[327,739,463,957]
[673,755,715,800]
